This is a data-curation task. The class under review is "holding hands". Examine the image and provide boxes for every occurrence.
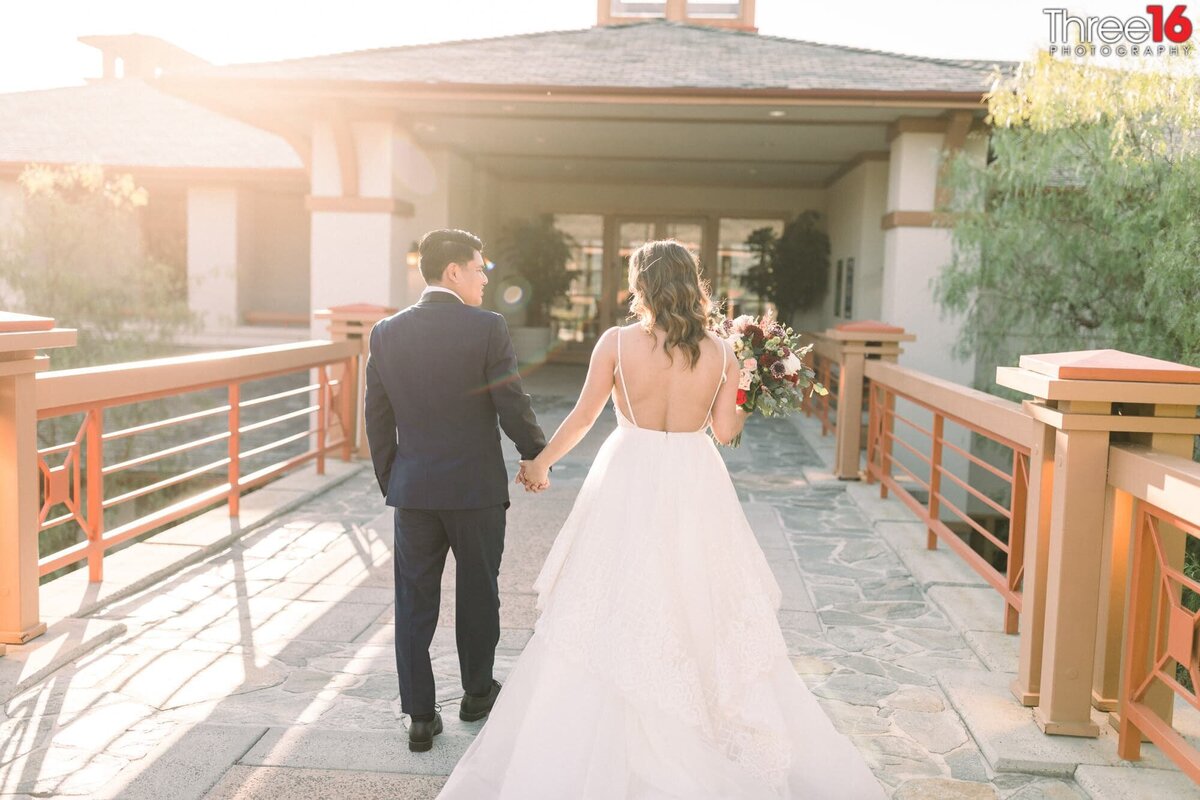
[516,459,550,493]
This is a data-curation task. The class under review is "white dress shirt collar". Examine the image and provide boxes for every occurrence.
[421,285,465,303]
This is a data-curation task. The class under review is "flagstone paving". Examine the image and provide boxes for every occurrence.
[0,365,1107,798]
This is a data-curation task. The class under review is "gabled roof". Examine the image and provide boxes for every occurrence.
[193,21,1008,96]
[0,79,302,171]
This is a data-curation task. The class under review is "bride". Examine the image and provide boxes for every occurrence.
[436,240,886,799]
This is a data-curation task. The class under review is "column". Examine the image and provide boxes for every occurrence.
[308,118,435,339]
[824,321,913,480]
[997,349,1200,736]
[0,313,76,644]
[187,186,240,330]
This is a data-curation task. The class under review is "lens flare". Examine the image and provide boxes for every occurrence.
[497,277,531,311]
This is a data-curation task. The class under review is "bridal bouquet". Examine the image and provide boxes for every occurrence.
[709,312,827,447]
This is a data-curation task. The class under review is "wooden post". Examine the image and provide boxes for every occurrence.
[0,313,76,645]
[85,408,104,582]
[997,349,1200,735]
[314,304,396,461]
[228,383,241,517]
[1011,419,1054,706]
[823,321,914,480]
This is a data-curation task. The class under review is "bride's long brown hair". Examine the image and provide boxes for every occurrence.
[626,239,714,369]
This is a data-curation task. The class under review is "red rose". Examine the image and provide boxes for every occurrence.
[760,353,778,368]
[744,325,765,348]
[736,389,748,405]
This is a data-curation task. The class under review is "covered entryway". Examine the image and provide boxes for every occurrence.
[163,3,998,386]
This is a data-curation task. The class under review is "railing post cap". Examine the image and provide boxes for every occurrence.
[824,320,916,343]
[1017,349,1200,385]
[0,313,77,355]
[0,312,55,333]
[314,304,397,319]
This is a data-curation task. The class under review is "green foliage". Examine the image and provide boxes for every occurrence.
[0,163,196,370]
[935,54,1200,397]
[742,210,830,322]
[494,214,576,328]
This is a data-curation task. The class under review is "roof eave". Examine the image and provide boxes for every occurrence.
[163,75,989,110]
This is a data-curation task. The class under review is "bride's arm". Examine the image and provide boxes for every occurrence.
[525,328,618,480]
[709,339,748,446]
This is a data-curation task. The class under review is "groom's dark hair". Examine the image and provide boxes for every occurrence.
[419,228,484,283]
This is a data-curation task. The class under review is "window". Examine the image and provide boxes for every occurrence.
[843,258,855,318]
[715,218,783,319]
[610,0,667,17]
[834,259,844,318]
[610,0,744,19]
[686,2,742,19]
[552,214,604,342]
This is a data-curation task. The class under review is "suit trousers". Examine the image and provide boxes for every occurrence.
[393,504,506,716]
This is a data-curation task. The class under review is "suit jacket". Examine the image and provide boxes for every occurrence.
[364,291,547,510]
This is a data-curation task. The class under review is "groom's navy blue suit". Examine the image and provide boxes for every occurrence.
[364,288,546,717]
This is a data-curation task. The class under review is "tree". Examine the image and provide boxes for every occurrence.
[935,53,1200,395]
[493,214,576,328]
[0,163,196,369]
[742,211,830,322]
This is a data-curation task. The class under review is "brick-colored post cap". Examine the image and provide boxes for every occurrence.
[0,312,55,333]
[1019,349,1200,384]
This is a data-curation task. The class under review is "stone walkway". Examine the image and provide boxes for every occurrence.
[0,364,1124,798]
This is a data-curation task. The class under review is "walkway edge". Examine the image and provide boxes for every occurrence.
[0,617,127,703]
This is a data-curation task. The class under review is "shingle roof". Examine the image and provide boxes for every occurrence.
[0,79,302,170]
[195,21,1009,95]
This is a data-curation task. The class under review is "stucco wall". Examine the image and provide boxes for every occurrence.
[237,186,310,320]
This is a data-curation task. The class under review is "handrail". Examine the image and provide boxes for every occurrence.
[1107,443,1200,522]
[36,340,358,417]
[865,361,1038,451]
[34,339,359,583]
[1110,443,1200,782]
[864,358,1037,633]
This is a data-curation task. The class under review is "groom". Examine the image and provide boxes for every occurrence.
[364,228,548,752]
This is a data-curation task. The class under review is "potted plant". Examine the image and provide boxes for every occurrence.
[743,210,831,325]
[494,214,576,364]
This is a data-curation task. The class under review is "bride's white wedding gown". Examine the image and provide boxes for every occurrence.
[438,331,886,799]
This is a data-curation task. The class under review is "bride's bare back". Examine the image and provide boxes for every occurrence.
[612,323,727,433]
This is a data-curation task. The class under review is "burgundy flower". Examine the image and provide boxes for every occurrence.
[770,361,787,379]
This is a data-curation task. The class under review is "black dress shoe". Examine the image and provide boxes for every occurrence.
[459,680,502,721]
[408,711,443,752]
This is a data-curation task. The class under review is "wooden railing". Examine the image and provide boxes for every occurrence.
[35,339,359,582]
[1109,444,1200,781]
[863,360,1038,632]
[797,320,1200,773]
[808,346,838,437]
[1,305,392,646]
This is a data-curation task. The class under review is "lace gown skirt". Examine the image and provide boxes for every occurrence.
[437,414,886,799]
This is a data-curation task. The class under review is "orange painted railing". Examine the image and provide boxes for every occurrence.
[1110,444,1200,781]
[810,351,838,437]
[863,361,1038,632]
[35,339,359,582]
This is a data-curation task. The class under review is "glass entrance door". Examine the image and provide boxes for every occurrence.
[609,217,705,327]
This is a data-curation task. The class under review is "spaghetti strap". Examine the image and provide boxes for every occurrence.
[699,333,728,431]
[615,328,638,427]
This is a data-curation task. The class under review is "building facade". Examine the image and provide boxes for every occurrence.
[1,1,1009,387]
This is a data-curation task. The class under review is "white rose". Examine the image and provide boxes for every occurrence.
[784,353,803,375]
[732,315,755,333]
